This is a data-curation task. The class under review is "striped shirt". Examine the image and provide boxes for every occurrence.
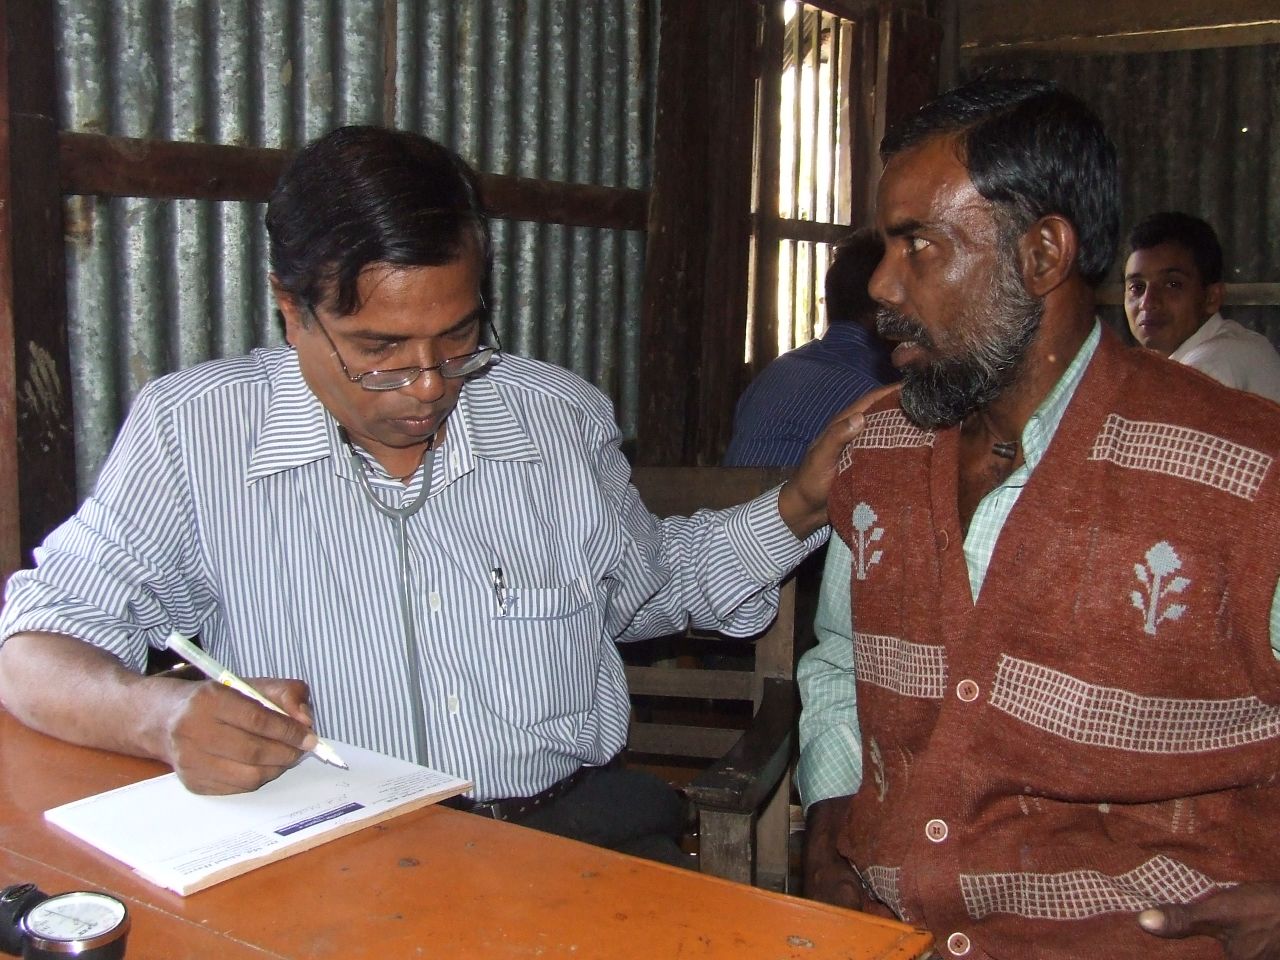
[0,346,822,800]
[724,323,895,467]
[797,322,1280,809]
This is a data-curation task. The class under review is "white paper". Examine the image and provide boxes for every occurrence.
[45,741,471,895]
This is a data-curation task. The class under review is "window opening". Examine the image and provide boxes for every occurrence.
[750,1,857,362]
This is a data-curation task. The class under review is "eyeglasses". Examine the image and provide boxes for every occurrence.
[306,303,501,392]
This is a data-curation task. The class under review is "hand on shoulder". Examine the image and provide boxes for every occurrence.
[779,384,900,538]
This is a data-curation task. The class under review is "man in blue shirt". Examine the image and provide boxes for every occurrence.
[725,228,896,467]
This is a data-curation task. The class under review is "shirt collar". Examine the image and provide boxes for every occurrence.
[456,367,542,463]
[1019,319,1102,471]
[1169,312,1225,362]
[821,322,874,347]
[246,348,338,483]
[246,349,540,484]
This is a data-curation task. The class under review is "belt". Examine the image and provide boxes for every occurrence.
[443,766,593,823]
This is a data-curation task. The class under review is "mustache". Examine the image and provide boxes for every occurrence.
[875,307,936,352]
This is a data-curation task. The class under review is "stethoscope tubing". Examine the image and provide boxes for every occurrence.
[347,442,436,765]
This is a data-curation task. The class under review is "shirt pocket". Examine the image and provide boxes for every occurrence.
[486,577,601,726]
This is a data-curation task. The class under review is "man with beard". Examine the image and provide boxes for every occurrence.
[796,76,1280,960]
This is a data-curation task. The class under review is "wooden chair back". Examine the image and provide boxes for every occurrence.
[625,466,796,889]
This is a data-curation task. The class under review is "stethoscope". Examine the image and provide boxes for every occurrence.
[345,434,436,520]
[340,427,436,765]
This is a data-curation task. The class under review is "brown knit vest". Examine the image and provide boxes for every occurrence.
[828,329,1280,960]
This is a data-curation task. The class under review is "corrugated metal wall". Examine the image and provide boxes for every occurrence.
[967,44,1280,344]
[56,0,655,493]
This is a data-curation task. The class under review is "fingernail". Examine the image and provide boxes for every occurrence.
[301,733,319,752]
[1137,909,1163,932]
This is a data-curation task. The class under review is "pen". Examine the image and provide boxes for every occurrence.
[490,565,508,616]
[164,631,348,770]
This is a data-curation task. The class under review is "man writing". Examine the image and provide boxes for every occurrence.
[0,126,863,865]
[1125,210,1280,402]
[798,77,1280,959]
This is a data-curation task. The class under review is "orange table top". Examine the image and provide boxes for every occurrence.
[0,710,933,959]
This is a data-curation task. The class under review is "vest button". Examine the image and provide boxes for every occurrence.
[956,679,980,702]
[938,529,950,550]
[925,818,948,842]
[946,931,971,956]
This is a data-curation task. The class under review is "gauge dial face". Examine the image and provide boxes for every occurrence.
[23,892,126,941]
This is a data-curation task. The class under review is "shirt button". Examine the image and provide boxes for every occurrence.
[925,818,948,842]
[429,591,442,613]
[447,694,460,716]
[450,451,460,469]
[946,931,971,956]
[956,679,980,702]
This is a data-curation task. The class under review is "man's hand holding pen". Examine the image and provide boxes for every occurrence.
[155,674,318,795]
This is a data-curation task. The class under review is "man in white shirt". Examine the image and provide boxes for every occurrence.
[1124,211,1280,402]
[0,126,865,865]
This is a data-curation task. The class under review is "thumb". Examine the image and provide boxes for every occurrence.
[827,411,867,449]
[811,384,899,458]
[1138,904,1196,940]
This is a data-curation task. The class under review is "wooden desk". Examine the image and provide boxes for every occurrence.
[0,710,933,959]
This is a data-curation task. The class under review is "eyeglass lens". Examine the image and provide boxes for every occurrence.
[306,302,502,391]
[358,347,498,391]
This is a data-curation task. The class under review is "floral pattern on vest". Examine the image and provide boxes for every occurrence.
[827,330,1280,960]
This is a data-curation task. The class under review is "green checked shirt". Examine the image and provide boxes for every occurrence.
[797,322,1280,809]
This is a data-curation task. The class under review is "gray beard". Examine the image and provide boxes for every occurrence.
[876,255,1044,429]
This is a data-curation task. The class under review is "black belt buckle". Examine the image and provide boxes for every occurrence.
[448,766,590,823]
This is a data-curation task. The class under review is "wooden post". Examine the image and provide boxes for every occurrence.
[0,0,18,584]
[750,1,785,383]
[881,5,942,135]
[853,2,941,226]
[639,1,760,466]
[0,0,73,580]
[848,11,881,228]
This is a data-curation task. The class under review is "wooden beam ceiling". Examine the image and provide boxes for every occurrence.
[59,132,648,232]
[961,0,1280,56]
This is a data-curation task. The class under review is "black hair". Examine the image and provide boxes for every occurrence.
[266,125,491,316]
[881,75,1119,287]
[825,228,883,326]
[1127,211,1224,286]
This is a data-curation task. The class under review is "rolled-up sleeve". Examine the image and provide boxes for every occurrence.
[594,428,826,643]
[0,382,208,669]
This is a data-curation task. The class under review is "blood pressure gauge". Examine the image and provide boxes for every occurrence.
[0,884,130,960]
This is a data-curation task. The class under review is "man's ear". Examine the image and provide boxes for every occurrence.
[1019,215,1078,297]
[1204,281,1225,319]
[269,274,306,346]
